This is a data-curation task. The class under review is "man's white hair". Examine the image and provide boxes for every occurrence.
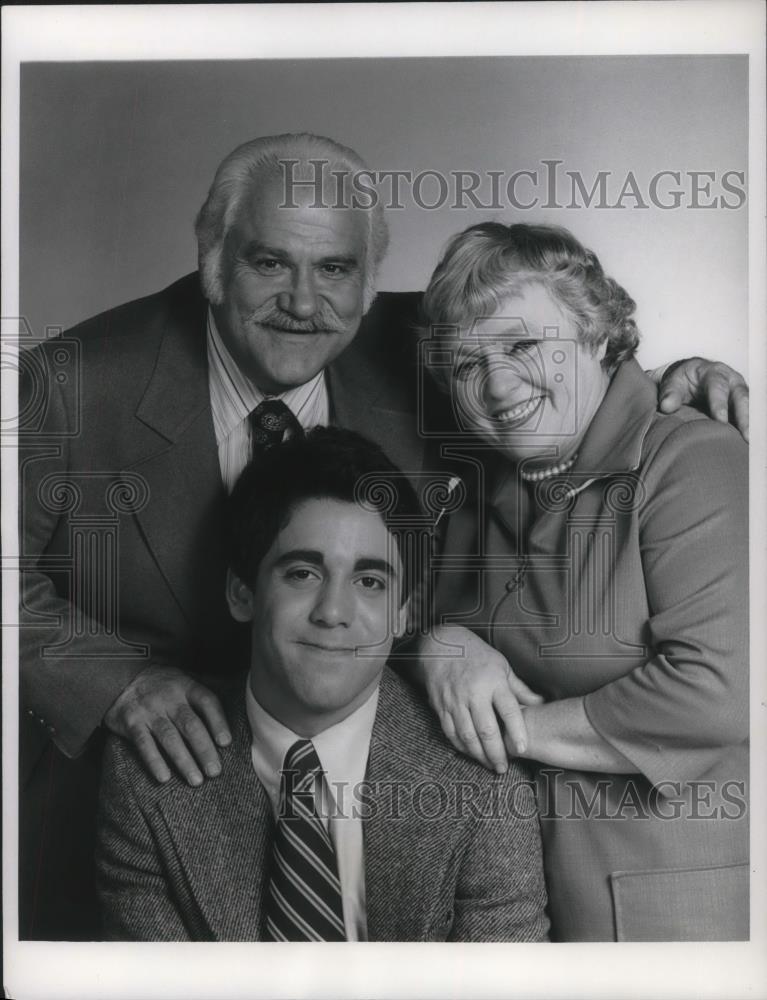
[195,132,389,312]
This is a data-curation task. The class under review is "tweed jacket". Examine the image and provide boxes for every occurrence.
[96,668,549,942]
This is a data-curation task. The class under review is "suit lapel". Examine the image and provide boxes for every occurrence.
[363,671,461,941]
[328,342,427,479]
[126,294,227,628]
[363,720,420,941]
[154,687,274,940]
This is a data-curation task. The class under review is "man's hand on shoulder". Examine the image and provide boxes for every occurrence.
[655,357,749,441]
[103,666,232,786]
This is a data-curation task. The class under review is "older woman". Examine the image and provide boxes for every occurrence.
[415,222,748,941]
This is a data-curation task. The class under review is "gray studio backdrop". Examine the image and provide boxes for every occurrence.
[20,56,748,371]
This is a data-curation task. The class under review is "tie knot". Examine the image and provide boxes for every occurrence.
[283,738,322,778]
[249,398,303,452]
[280,740,324,814]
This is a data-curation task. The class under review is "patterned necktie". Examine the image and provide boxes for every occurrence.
[249,398,304,455]
[264,739,347,942]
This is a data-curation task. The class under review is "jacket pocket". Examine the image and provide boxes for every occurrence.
[609,862,748,941]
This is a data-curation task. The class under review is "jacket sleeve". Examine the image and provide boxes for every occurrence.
[95,738,194,941]
[584,417,748,787]
[450,768,549,942]
[19,339,149,758]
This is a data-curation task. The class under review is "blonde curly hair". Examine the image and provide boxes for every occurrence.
[421,222,639,380]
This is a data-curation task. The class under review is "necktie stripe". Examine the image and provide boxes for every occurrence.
[265,916,289,942]
[269,877,345,942]
[270,866,334,937]
[264,738,347,942]
[266,901,307,943]
[268,884,327,942]
[274,843,339,908]
[273,848,346,935]
[280,824,343,893]
[279,770,333,847]
[287,742,315,768]
[288,796,335,851]
[279,800,339,879]
[276,835,342,905]
[292,773,318,799]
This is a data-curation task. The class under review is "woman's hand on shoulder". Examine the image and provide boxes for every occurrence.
[414,626,544,774]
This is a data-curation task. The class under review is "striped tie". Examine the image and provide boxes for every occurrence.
[264,739,347,941]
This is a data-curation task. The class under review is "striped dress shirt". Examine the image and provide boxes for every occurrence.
[206,309,330,492]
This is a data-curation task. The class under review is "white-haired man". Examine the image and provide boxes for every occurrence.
[20,132,748,939]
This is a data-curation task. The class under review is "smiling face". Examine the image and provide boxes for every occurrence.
[227,497,407,736]
[212,173,368,394]
[449,283,610,469]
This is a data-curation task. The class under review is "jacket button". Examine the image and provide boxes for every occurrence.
[47,725,56,734]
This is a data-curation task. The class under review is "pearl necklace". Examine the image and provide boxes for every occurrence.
[519,453,579,483]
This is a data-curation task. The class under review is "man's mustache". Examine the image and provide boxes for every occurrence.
[247,305,346,335]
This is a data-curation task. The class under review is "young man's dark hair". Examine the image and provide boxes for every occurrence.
[224,426,422,603]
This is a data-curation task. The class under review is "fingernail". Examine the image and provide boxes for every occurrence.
[496,763,508,775]
[216,732,232,747]
[189,772,203,787]
[206,763,221,778]
[516,741,526,755]
[157,771,171,784]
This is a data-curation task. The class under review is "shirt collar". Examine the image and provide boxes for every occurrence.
[573,357,658,476]
[206,307,326,447]
[245,675,379,804]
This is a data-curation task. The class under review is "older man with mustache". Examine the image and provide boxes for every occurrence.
[19,132,748,939]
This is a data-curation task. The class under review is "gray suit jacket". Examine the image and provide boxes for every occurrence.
[96,668,549,942]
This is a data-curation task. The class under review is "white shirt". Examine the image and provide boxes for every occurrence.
[245,680,378,942]
[206,309,330,493]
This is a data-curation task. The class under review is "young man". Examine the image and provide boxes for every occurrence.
[95,428,549,941]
